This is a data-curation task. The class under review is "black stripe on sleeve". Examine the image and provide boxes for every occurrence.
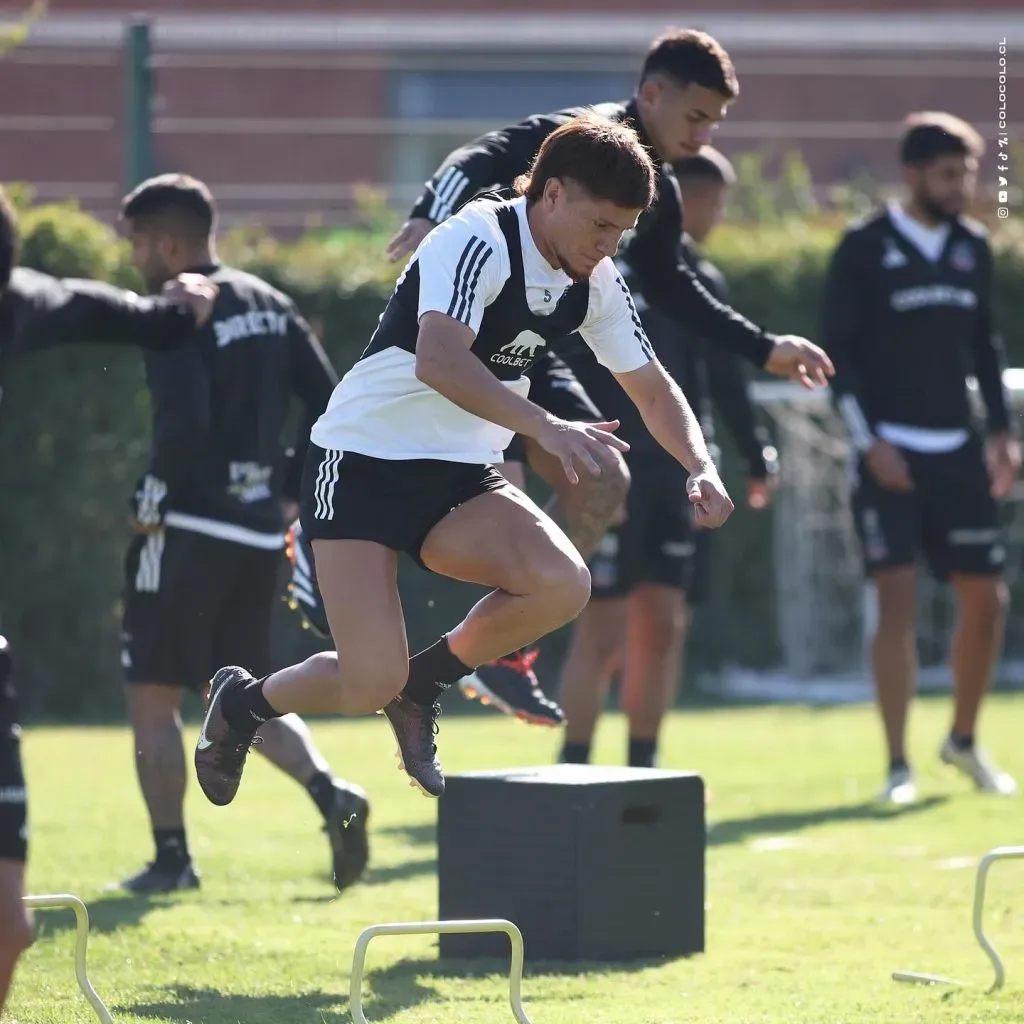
[453,239,491,323]
[616,274,654,362]
[446,235,480,317]
[458,245,494,325]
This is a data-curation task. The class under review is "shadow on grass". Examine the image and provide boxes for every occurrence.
[364,855,436,886]
[125,985,349,1023]
[376,821,436,848]
[708,794,949,848]
[354,951,665,1019]
[124,953,661,1023]
[32,887,183,940]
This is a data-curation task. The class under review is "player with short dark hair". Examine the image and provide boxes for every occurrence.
[194,115,734,806]
[822,113,1020,804]
[0,184,217,1017]
[377,28,831,725]
[117,174,370,893]
[556,147,776,768]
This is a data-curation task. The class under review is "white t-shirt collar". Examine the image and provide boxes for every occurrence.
[886,200,950,263]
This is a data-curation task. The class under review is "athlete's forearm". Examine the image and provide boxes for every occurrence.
[616,360,714,475]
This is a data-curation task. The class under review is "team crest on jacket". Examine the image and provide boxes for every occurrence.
[949,240,976,273]
[881,237,907,269]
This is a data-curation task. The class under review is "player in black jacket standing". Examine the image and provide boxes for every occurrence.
[822,114,1020,804]
[372,29,830,724]
[116,175,369,893]
[0,186,216,1017]
[556,147,777,768]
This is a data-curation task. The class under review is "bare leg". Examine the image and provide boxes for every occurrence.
[255,714,331,786]
[948,574,1008,738]
[420,485,592,667]
[522,437,629,561]
[557,598,627,747]
[0,860,32,1014]
[261,542,408,717]
[125,684,186,830]
[497,459,527,491]
[871,567,918,764]
[620,584,687,766]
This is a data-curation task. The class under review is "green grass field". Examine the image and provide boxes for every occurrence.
[6,695,1024,1023]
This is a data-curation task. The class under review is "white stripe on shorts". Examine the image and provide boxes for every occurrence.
[134,532,166,594]
[314,449,343,521]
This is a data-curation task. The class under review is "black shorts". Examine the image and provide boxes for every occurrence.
[300,444,507,566]
[851,435,1004,579]
[587,461,711,602]
[122,528,281,691]
[0,701,27,863]
[505,350,603,463]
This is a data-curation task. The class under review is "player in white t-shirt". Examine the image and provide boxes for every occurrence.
[194,114,734,803]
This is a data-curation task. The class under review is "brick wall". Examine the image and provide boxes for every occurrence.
[1,6,1016,227]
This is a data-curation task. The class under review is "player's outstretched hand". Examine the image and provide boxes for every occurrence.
[986,431,1022,500]
[764,335,834,389]
[865,438,913,492]
[536,418,630,485]
[687,467,734,529]
[386,218,436,263]
[163,273,218,327]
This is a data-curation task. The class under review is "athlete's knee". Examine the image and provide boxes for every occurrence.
[574,450,630,515]
[125,683,182,728]
[957,577,1008,627]
[635,588,688,649]
[873,567,918,634]
[600,449,630,506]
[532,556,591,626]
[571,615,623,675]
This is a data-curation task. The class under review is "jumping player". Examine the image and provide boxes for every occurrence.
[376,28,831,722]
[195,115,733,806]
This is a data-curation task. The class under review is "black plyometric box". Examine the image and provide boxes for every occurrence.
[437,764,704,962]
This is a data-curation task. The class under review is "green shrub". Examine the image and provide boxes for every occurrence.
[1,197,1021,716]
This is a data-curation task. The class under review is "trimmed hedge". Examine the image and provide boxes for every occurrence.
[1,199,1022,716]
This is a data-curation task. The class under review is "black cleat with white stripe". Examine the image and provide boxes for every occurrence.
[194,666,261,807]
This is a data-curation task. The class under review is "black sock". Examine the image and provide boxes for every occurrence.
[222,676,282,733]
[153,828,189,868]
[628,737,657,768]
[402,635,472,708]
[306,770,336,822]
[950,731,974,751]
[889,756,909,772]
[560,741,591,765]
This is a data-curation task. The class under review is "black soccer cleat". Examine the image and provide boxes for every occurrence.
[325,781,371,891]
[194,666,261,807]
[380,695,445,797]
[284,520,331,639]
[114,860,201,895]
[459,648,565,727]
